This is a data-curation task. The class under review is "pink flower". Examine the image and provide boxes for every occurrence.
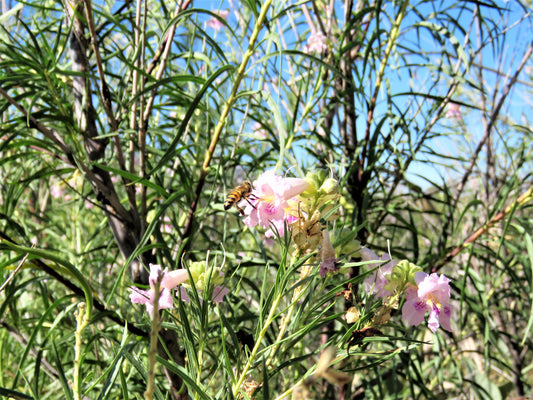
[242,170,309,237]
[445,103,462,121]
[362,248,395,298]
[129,264,189,317]
[50,184,63,199]
[178,285,229,305]
[402,272,452,333]
[304,31,327,54]
[206,10,229,30]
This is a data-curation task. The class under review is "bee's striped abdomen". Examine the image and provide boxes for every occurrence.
[224,192,241,210]
[224,181,253,214]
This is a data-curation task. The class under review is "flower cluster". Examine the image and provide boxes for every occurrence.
[237,169,347,277]
[129,262,228,317]
[304,31,328,54]
[230,169,454,335]
[241,169,309,238]
[362,249,453,333]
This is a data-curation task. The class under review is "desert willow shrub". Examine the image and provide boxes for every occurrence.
[1,0,532,399]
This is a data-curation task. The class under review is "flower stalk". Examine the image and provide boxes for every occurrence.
[145,274,162,400]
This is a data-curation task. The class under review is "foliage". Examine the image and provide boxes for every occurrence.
[1,0,532,399]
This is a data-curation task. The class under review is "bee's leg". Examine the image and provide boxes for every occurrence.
[244,196,257,210]
[236,204,246,216]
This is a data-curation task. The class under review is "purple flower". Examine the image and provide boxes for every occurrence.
[401,272,452,333]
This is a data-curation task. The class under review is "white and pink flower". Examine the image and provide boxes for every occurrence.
[242,170,309,238]
[401,272,452,333]
[129,264,189,317]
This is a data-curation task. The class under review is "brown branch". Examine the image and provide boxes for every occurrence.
[454,42,532,207]
[144,0,192,79]
[431,186,533,272]
[0,230,148,338]
[82,0,119,132]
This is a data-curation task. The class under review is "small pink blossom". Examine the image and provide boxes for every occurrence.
[362,248,395,298]
[179,285,229,305]
[50,184,63,199]
[252,122,269,140]
[206,10,229,30]
[242,170,309,237]
[304,31,327,54]
[129,264,189,317]
[445,103,462,121]
[161,216,173,234]
[402,272,452,333]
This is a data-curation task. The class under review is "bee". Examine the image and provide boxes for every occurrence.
[224,181,254,215]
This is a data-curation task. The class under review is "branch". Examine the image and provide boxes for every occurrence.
[431,186,533,272]
[182,0,274,240]
[0,230,148,338]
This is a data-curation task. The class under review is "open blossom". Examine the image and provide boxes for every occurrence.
[206,10,229,30]
[242,170,309,237]
[362,248,395,298]
[129,264,189,317]
[402,272,452,333]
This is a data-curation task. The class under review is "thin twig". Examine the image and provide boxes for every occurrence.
[431,186,533,272]
[453,42,533,208]
[0,87,73,161]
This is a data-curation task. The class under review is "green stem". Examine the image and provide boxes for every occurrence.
[202,0,273,173]
[183,0,273,240]
[232,289,283,395]
[265,262,312,367]
[73,303,89,400]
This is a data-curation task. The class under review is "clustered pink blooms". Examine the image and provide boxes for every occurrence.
[304,31,327,54]
[363,249,453,333]
[242,170,309,238]
[445,103,462,121]
[402,272,452,333]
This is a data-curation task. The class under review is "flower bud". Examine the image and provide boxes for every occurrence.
[320,178,339,196]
